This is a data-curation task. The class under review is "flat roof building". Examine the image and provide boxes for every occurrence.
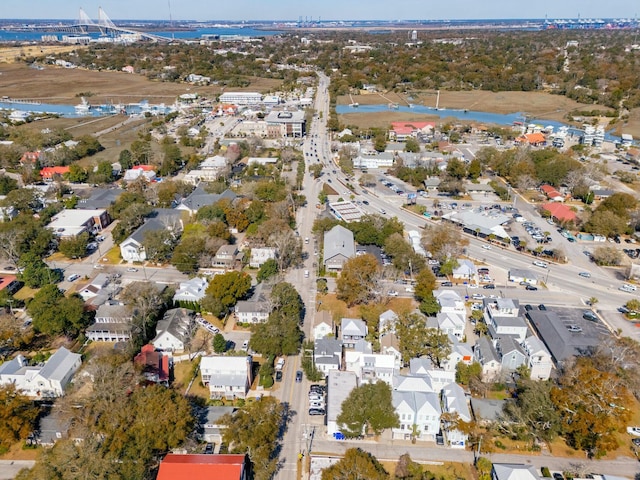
[326,370,358,437]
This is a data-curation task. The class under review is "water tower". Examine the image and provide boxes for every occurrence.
[411,30,418,41]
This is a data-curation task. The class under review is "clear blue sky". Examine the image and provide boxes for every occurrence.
[3,0,637,21]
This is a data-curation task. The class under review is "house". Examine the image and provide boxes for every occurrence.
[313,310,334,340]
[0,202,17,222]
[197,406,236,443]
[177,187,237,215]
[327,370,358,437]
[389,121,435,141]
[491,463,540,480]
[470,398,507,425]
[393,374,435,393]
[156,454,248,480]
[200,355,253,400]
[151,308,195,353]
[120,211,183,263]
[378,309,398,335]
[474,336,502,382]
[47,209,110,238]
[20,151,41,166]
[212,244,243,271]
[78,273,112,301]
[391,391,441,441]
[429,311,465,339]
[442,382,471,448]
[235,298,271,324]
[341,318,368,348]
[452,259,477,282]
[508,269,539,286]
[173,277,208,304]
[36,408,74,447]
[134,344,170,385]
[0,347,82,398]
[442,337,474,373]
[408,358,456,393]
[353,152,394,169]
[541,203,577,223]
[86,303,132,342]
[495,336,527,372]
[0,274,21,295]
[314,337,343,374]
[323,225,356,272]
[423,177,441,191]
[249,247,277,268]
[484,298,529,343]
[76,188,123,210]
[40,166,70,181]
[344,350,398,385]
[540,184,564,202]
[380,333,402,366]
[123,165,156,182]
[522,336,553,381]
[433,289,466,316]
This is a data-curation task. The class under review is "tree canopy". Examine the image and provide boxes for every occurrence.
[321,448,390,480]
[336,254,380,307]
[27,284,91,337]
[337,381,399,438]
[202,271,251,317]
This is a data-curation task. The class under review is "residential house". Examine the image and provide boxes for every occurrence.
[36,408,73,447]
[474,336,502,382]
[120,214,183,263]
[177,187,237,215]
[341,318,368,348]
[134,344,170,385]
[313,310,334,340]
[491,463,540,480]
[508,269,539,286]
[515,132,546,147]
[380,333,402,366]
[391,391,441,441]
[442,336,474,373]
[495,336,527,372]
[323,225,356,272]
[123,165,156,182]
[76,188,123,210]
[409,358,456,393]
[327,370,358,437]
[40,166,70,181]
[428,311,465,339]
[313,337,342,374]
[197,406,237,443]
[344,350,398,385]
[540,184,564,202]
[483,298,529,343]
[393,374,435,394]
[378,309,398,335]
[433,289,467,316]
[452,259,477,282]
[249,247,277,268]
[522,336,553,381]
[200,355,253,400]
[235,298,271,324]
[173,277,208,304]
[442,382,471,448]
[151,308,195,353]
[0,347,82,398]
[212,244,243,271]
[389,121,435,141]
[423,177,441,191]
[156,454,248,480]
[78,273,111,301]
[85,303,132,342]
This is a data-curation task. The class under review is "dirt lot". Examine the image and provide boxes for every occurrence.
[0,62,281,105]
[0,45,80,63]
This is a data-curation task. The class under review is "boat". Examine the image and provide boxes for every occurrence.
[349,102,359,107]
[75,97,91,115]
[388,103,399,110]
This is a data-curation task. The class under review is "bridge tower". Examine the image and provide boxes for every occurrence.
[78,7,97,33]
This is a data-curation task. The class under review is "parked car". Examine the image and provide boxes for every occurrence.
[583,311,598,322]
[67,274,81,282]
[525,285,538,291]
[524,304,533,311]
[295,370,303,383]
[632,438,640,447]
[308,408,326,416]
[204,443,214,454]
[275,371,283,382]
[567,325,583,333]
[553,473,564,480]
[538,304,547,311]
[627,426,640,437]
[241,340,249,351]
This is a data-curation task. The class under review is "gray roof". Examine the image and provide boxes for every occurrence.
[464,182,494,192]
[265,110,306,124]
[315,337,342,356]
[86,322,132,334]
[76,188,123,210]
[324,225,355,263]
[180,187,236,212]
[37,409,71,445]
[475,336,500,365]
[492,464,540,480]
[153,308,194,343]
[235,300,270,314]
[392,390,441,415]
[470,397,507,422]
[341,318,367,337]
[38,347,81,382]
[443,382,471,422]
[327,370,358,424]
[409,357,434,376]
[213,373,248,388]
[492,315,527,329]
[508,269,539,280]
[95,303,131,320]
[443,210,511,237]
[127,218,168,244]
[423,177,441,187]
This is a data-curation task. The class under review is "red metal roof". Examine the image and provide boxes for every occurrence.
[40,166,70,178]
[542,203,577,222]
[156,454,246,480]
[0,275,18,291]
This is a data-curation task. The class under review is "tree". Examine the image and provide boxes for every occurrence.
[121,281,168,344]
[321,448,389,480]
[67,163,88,183]
[0,384,38,452]
[58,231,90,259]
[395,313,451,367]
[118,149,133,170]
[18,252,61,288]
[421,223,468,263]
[213,333,228,353]
[171,235,205,274]
[220,396,284,480]
[0,175,18,195]
[414,268,436,302]
[202,271,251,317]
[27,284,90,337]
[418,294,441,316]
[591,246,622,266]
[142,228,175,263]
[456,361,482,386]
[336,254,380,306]
[394,453,424,480]
[467,158,482,179]
[404,137,420,153]
[551,357,634,457]
[257,258,278,282]
[337,381,399,438]
[446,157,467,179]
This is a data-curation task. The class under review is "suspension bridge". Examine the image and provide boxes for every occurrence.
[14,7,174,43]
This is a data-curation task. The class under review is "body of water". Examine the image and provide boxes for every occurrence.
[0,99,173,118]
[336,103,623,142]
[0,27,281,42]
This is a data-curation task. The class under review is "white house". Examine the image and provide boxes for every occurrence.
[483,298,528,343]
[474,336,502,382]
[151,308,195,353]
[378,309,398,335]
[200,355,253,400]
[442,337,474,373]
[0,347,82,398]
[249,247,277,268]
[120,217,181,263]
[433,289,466,316]
[393,374,435,393]
[314,337,342,375]
[173,277,208,304]
[491,464,540,480]
[313,310,334,340]
[442,382,471,448]
[429,312,465,339]
[452,259,477,282]
[341,318,368,348]
[235,299,271,324]
[522,336,553,381]
[344,350,398,385]
[409,358,456,393]
[86,303,132,342]
[327,370,358,437]
[353,152,394,169]
[392,391,441,441]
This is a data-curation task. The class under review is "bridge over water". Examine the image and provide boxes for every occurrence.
[14,7,174,43]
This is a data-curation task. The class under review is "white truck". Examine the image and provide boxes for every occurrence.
[275,357,285,371]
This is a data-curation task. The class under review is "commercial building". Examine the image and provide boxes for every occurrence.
[47,209,110,237]
[265,110,306,138]
[219,92,262,105]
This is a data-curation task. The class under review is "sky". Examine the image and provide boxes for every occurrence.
[2,0,638,21]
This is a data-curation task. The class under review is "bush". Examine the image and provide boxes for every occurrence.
[541,467,551,478]
[259,374,274,388]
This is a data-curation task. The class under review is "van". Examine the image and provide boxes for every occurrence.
[304,270,309,278]
[619,283,637,292]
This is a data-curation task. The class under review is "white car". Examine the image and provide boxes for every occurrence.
[472,293,486,300]
[388,290,399,297]
[482,244,492,250]
[532,260,548,268]
[127,267,139,272]
[67,274,81,282]
[627,426,640,437]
